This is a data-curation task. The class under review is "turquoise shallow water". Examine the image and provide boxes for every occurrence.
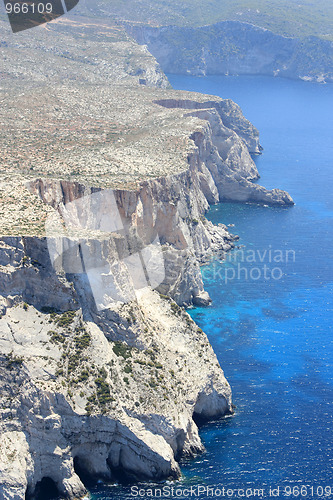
[91,76,333,499]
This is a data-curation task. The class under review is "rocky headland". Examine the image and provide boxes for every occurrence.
[0,14,293,499]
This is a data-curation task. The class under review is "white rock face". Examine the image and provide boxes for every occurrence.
[0,283,231,498]
[127,21,333,83]
[26,94,292,308]
[0,14,295,499]
[0,129,239,493]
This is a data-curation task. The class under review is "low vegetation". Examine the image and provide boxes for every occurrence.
[5,352,24,370]
[90,0,333,40]
[112,341,132,359]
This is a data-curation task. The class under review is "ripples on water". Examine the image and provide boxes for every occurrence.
[92,76,333,499]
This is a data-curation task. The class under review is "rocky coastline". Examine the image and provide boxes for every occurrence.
[0,16,294,499]
[0,97,292,496]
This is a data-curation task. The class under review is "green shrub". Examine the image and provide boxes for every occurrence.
[127,306,136,324]
[68,354,81,373]
[49,331,65,344]
[159,293,170,301]
[53,310,77,327]
[94,377,113,405]
[148,378,158,388]
[99,367,108,379]
[5,353,24,369]
[85,403,93,415]
[113,342,132,359]
[77,370,89,382]
[74,331,91,351]
[171,302,182,316]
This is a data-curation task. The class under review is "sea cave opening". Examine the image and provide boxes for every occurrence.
[73,455,112,488]
[26,477,60,500]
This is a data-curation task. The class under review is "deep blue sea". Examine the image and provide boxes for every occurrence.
[91,76,333,499]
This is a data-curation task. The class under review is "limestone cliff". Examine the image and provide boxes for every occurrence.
[0,17,170,89]
[0,236,231,499]
[25,93,293,305]
[0,16,294,498]
[0,91,293,498]
[0,84,293,237]
[126,21,333,83]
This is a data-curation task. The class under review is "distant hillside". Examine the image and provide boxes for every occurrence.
[79,0,333,40]
[127,20,333,83]
[76,0,333,83]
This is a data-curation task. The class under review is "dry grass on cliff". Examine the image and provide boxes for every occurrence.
[0,14,216,236]
[0,79,223,235]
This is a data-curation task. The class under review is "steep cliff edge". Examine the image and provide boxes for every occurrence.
[24,91,293,304]
[0,252,231,498]
[0,17,294,497]
[0,90,293,497]
[0,16,169,88]
[126,21,333,83]
[0,85,293,238]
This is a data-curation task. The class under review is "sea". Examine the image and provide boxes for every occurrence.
[91,75,333,499]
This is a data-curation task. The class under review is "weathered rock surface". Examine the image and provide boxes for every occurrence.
[0,16,169,88]
[0,93,292,491]
[0,84,293,237]
[0,245,231,498]
[0,84,292,499]
[22,87,293,305]
[0,14,294,499]
[127,21,333,83]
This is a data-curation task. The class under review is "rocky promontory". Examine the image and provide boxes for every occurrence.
[0,14,294,499]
